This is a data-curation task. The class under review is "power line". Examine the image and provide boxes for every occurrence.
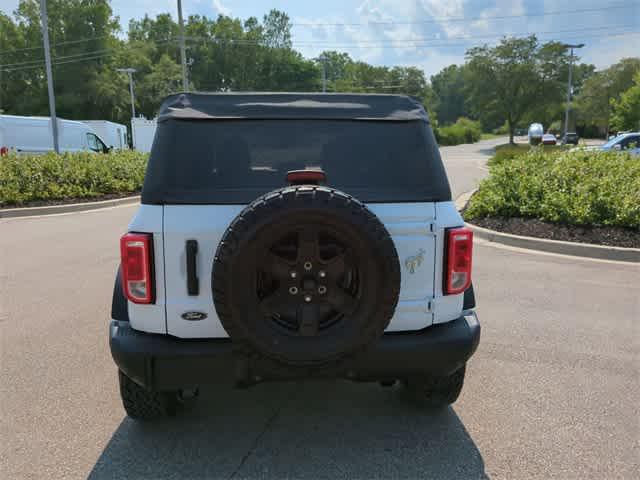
[290,3,638,27]
[0,39,177,70]
[2,28,639,72]
[285,24,639,47]
[0,35,112,56]
[182,24,639,49]
[1,2,635,57]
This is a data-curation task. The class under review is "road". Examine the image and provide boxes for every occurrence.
[1,138,638,479]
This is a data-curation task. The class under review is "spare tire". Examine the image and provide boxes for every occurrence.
[212,186,400,367]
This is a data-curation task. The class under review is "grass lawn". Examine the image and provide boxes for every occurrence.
[480,133,501,140]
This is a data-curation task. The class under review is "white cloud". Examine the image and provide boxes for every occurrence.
[212,0,231,17]
[583,35,640,71]
[401,50,465,78]
[417,0,467,38]
[471,0,526,34]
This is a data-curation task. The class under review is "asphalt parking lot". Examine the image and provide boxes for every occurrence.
[1,138,638,479]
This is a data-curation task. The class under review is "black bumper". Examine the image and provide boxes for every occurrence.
[110,312,481,391]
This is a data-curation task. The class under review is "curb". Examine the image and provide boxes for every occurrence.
[466,222,640,263]
[0,195,140,219]
[455,190,640,263]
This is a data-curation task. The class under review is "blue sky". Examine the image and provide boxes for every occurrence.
[1,0,639,77]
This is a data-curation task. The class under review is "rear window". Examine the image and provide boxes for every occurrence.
[141,119,451,204]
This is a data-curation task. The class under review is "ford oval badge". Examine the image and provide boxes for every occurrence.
[181,311,208,321]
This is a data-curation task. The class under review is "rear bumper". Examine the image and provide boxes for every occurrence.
[110,312,481,391]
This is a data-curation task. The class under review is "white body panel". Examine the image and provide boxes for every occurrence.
[131,117,157,152]
[81,120,129,150]
[0,114,108,154]
[125,201,467,338]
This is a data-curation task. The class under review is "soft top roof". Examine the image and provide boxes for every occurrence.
[158,92,429,123]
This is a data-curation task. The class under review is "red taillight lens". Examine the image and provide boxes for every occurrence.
[286,169,326,185]
[0,147,8,156]
[445,227,473,295]
[120,232,154,304]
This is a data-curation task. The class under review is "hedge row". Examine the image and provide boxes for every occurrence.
[465,149,640,228]
[436,117,482,146]
[0,151,148,206]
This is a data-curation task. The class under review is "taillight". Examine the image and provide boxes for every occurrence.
[286,169,326,185]
[120,232,155,304]
[0,147,8,156]
[445,227,473,295]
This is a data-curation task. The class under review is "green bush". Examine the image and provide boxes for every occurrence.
[489,143,570,167]
[465,149,640,228]
[0,150,148,206]
[436,117,482,146]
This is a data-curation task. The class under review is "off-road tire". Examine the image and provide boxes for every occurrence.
[212,185,400,368]
[118,370,175,420]
[405,365,466,408]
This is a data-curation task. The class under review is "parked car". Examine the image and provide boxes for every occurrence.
[561,132,579,145]
[109,93,480,420]
[542,133,557,145]
[0,114,109,155]
[528,123,544,145]
[81,120,129,150]
[599,132,640,152]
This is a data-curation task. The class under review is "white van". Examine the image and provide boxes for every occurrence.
[528,123,544,145]
[131,117,157,152]
[0,115,109,155]
[81,120,129,150]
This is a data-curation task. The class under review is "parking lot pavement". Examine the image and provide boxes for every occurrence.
[1,139,638,479]
[439,137,505,199]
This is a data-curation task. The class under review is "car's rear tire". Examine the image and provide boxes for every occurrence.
[118,370,177,421]
[404,365,466,408]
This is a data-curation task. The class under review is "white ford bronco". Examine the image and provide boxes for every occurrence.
[110,93,480,420]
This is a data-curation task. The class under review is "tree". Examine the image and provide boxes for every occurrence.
[611,71,640,131]
[465,36,570,143]
[430,65,468,126]
[262,9,291,49]
[136,54,182,117]
[6,0,125,121]
[575,58,640,136]
[0,12,26,113]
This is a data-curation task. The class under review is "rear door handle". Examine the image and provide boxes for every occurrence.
[186,240,199,295]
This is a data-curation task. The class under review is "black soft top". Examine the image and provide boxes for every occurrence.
[158,92,430,122]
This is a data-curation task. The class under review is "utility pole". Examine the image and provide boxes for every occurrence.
[40,0,59,153]
[116,68,137,119]
[562,43,584,136]
[177,0,188,91]
[319,55,327,93]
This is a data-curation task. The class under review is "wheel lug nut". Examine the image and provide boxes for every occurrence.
[318,286,327,294]
[290,271,298,279]
[289,286,298,295]
[318,270,326,278]
[304,295,312,303]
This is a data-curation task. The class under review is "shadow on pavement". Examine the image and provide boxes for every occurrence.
[478,148,498,157]
[89,380,486,479]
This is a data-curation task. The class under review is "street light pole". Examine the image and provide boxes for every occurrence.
[177,0,188,91]
[562,43,584,136]
[40,0,59,153]
[319,55,327,93]
[116,68,137,119]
